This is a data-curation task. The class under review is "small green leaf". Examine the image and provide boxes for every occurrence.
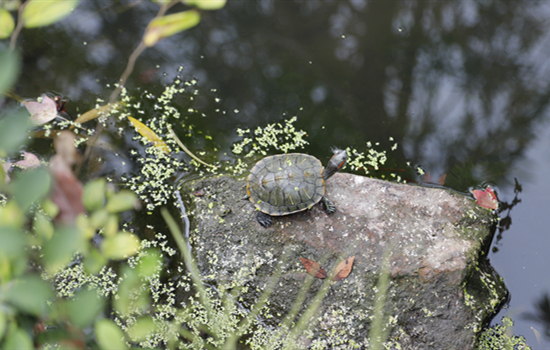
[0,108,32,157]
[43,226,84,274]
[9,166,51,212]
[101,232,140,260]
[0,201,23,229]
[143,10,200,47]
[34,213,54,242]
[67,289,104,328]
[0,9,15,39]
[114,266,149,316]
[183,0,227,10]
[83,178,106,211]
[0,310,6,341]
[0,50,20,97]
[137,249,162,278]
[22,0,80,28]
[3,326,33,350]
[41,199,59,218]
[0,227,25,259]
[90,209,109,230]
[128,316,158,342]
[83,248,107,275]
[105,190,137,213]
[5,275,54,316]
[95,319,129,350]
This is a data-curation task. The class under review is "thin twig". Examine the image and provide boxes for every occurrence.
[9,0,28,51]
[108,0,180,104]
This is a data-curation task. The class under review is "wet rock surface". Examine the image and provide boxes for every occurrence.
[182,172,507,349]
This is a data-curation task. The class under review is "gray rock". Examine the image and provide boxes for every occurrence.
[183,172,507,349]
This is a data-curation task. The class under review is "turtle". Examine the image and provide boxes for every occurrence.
[246,148,347,227]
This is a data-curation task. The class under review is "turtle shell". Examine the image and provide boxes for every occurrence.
[247,153,325,216]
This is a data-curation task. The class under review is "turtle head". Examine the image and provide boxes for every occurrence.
[323,148,347,180]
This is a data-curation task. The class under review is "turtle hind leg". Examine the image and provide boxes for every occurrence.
[257,211,273,227]
[321,197,336,214]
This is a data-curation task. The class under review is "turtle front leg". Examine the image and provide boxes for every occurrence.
[321,197,336,214]
[257,211,273,227]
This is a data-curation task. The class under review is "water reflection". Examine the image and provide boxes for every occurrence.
[525,293,550,341]
[16,2,550,193]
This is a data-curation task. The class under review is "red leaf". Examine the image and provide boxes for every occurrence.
[333,256,355,281]
[50,131,85,224]
[24,95,58,125]
[472,186,498,210]
[300,257,327,279]
[14,151,41,169]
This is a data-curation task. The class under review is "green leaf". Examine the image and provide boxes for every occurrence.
[114,266,149,316]
[101,232,140,260]
[83,248,107,275]
[9,166,51,212]
[0,226,25,259]
[137,249,162,278]
[5,275,54,316]
[143,10,200,47]
[95,319,129,350]
[0,108,32,157]
[183,0,227,10]
[0,310,6,342]
[128,316,158,342]
[43,226,84,274]
[105,190,137,213]
[3,326,33,350]
[0,9,15,39]
[22,0,80,28]
[0,50,19,96]
[0,201,23,229]
[83,178,106,211]
[34,213,54,242]
[67,288,104,328]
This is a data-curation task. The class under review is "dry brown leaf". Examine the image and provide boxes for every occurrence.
[127,116,170,153]
[73,102,122,125]
[299,257,327,279]
[333,256,355,281]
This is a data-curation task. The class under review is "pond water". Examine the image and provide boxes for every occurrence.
[5,1,550,348]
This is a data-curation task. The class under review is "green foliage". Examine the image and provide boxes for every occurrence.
[9,166,51,212]
[477,317,531,350]
[95,319,129,350]
[0,50,19,95]
[22,0,80,28]
[0,9,15,39]
[144,10,201,47]
[183,0,227,10]
[0,108,31,158]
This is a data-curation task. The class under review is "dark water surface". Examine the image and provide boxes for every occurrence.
[7,1,550,348]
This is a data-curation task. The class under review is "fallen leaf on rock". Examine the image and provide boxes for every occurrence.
[300,257,327,279]
[472,186,498,210]
[333,256,355,281]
